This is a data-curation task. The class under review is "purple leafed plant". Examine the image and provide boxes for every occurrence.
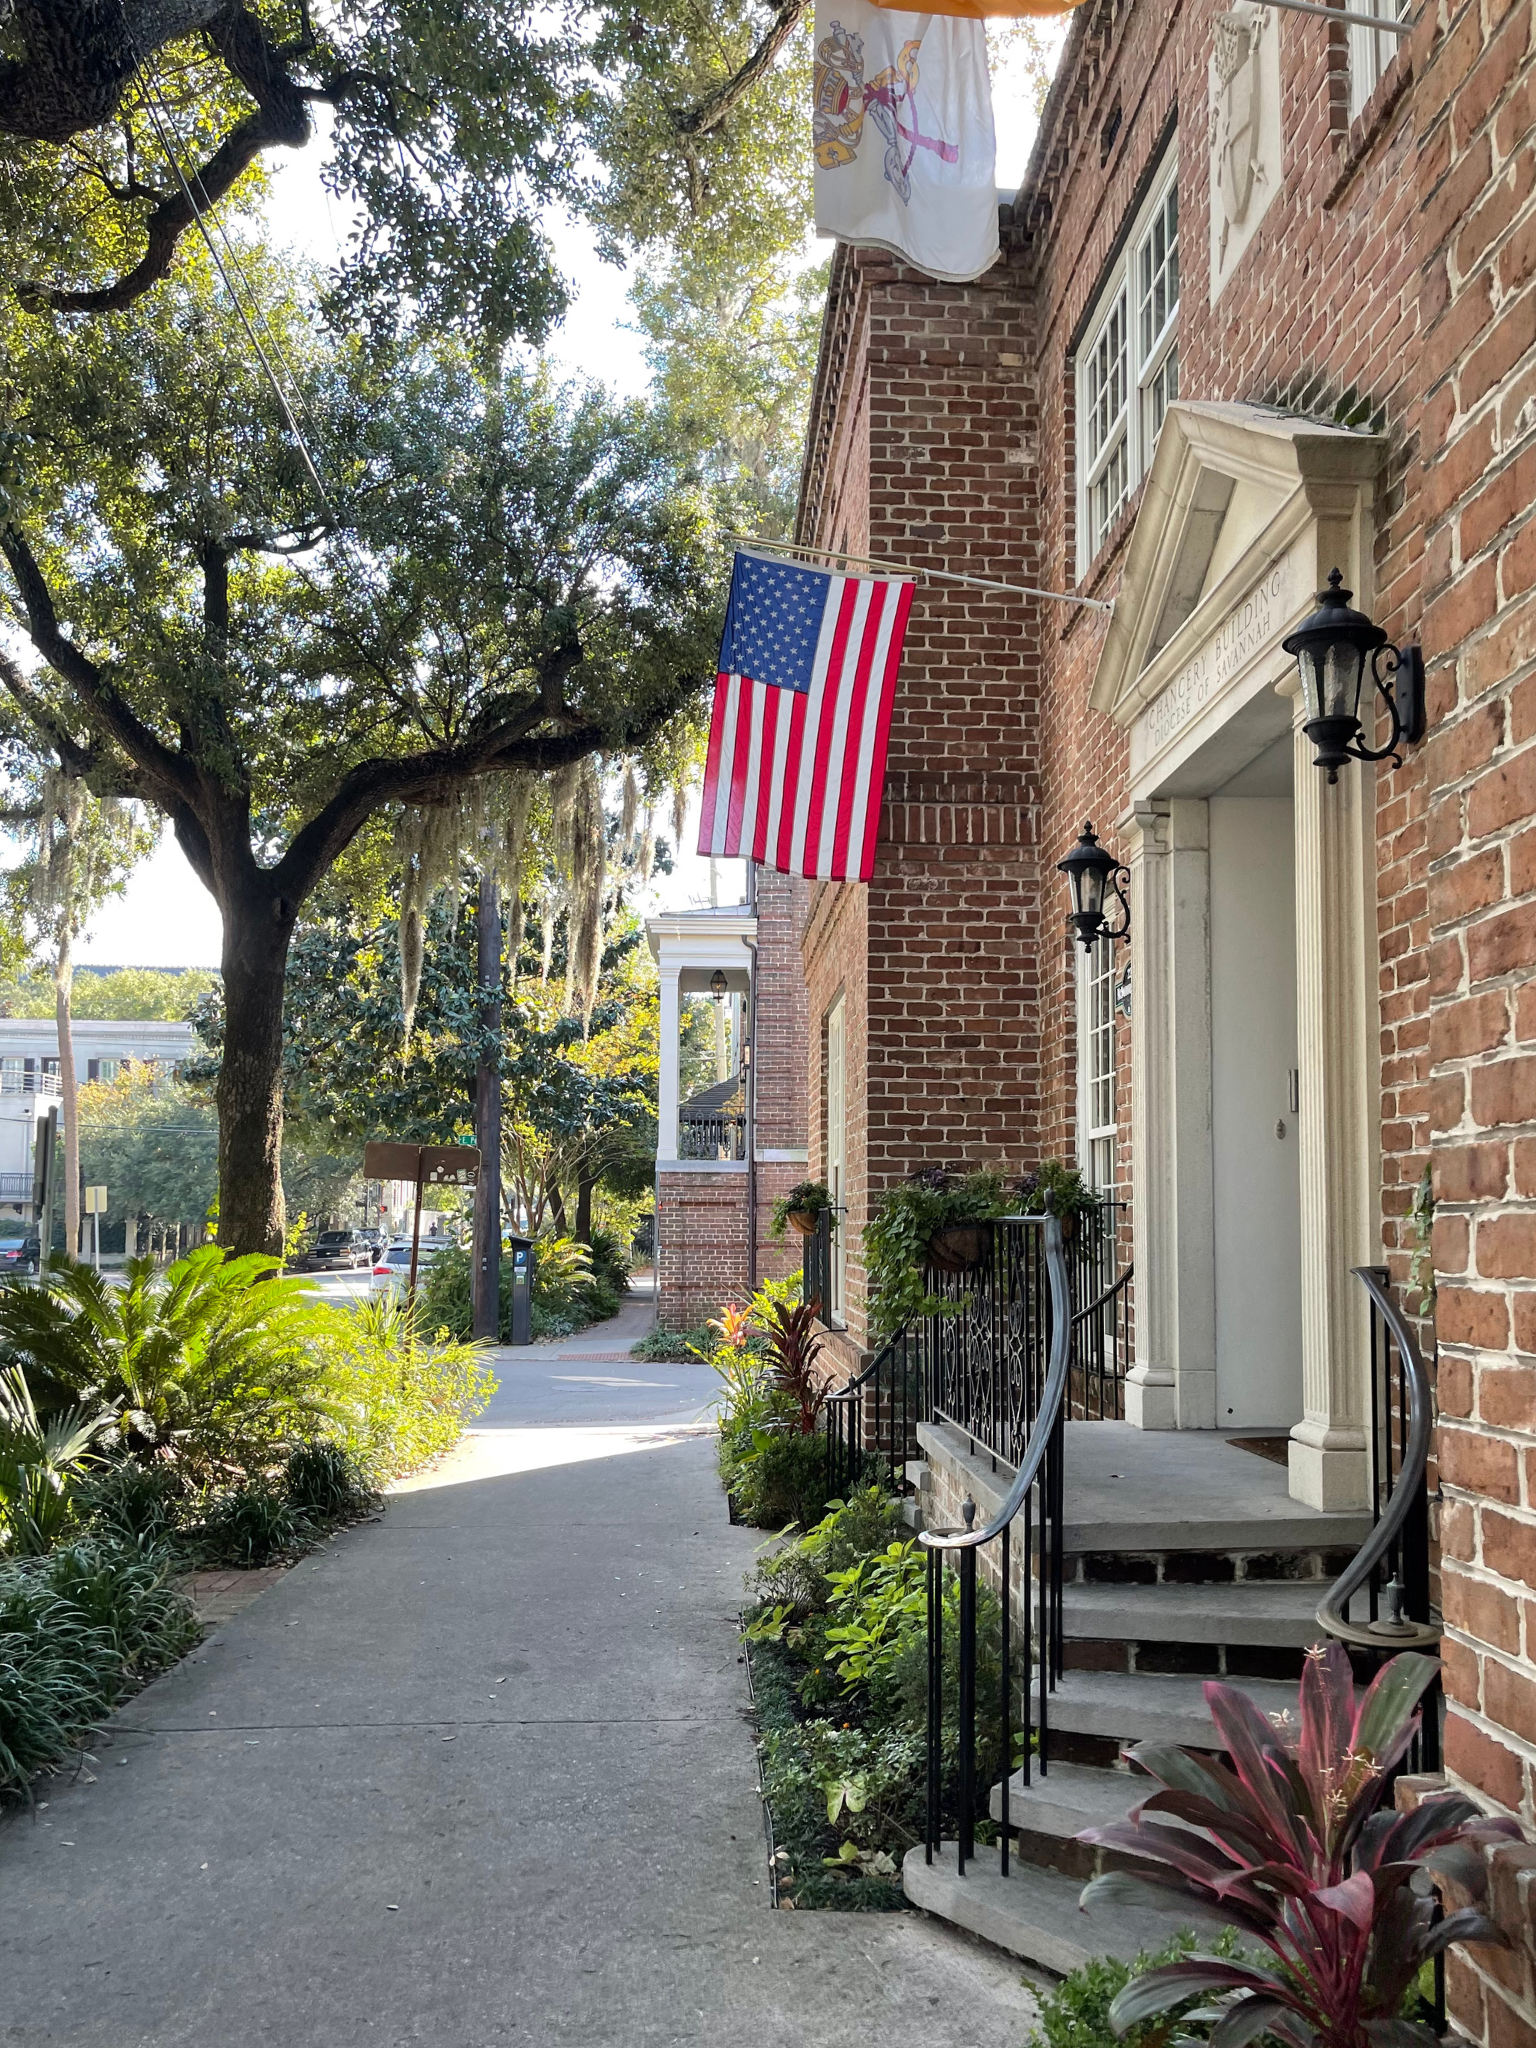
[1076,1645,1523,2047]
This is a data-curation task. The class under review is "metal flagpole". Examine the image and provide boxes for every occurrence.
[1249,0,1412,32]
[722,533,1114,613]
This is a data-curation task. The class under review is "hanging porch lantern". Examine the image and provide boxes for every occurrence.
[709,968,729,1004]
[1057,821,1130,950]
[1281,570,1426,783]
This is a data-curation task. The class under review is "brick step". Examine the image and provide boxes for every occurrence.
[1027,1667,1295,1748]
[902,1842,1231,1976]
[1058,1577,1326,1648]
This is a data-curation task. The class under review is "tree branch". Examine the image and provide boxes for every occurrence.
[671,0,807,139]
[0,522,196,810]
[15,5,311,316]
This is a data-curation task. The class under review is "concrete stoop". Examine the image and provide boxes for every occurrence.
[902,1843,1227,1976]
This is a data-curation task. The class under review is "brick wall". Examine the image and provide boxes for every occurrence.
[798,247,1047,1358]
[1414,18,1536,2043]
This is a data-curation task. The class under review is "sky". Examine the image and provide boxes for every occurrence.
[74,33,1064,970]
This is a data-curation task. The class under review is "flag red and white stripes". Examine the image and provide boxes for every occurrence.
[697,552,915,882]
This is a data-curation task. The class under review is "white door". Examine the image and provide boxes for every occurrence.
[1209,794,1303,1427]
[825,998,846,1322]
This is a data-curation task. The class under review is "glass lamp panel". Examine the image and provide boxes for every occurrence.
[1076,861,1107,920]
[1323,640,1366,722]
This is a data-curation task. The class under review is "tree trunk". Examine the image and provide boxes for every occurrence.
[216,894,295,1258]
[53,924,80,1258]
[472,874,503,1341]
[548,1185,568,1234]
[575,1170,597,1247]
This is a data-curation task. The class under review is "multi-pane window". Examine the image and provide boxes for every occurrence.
[1079,938,1117,1197]
[1348,0,1408,119]
[1076,146,1180,574]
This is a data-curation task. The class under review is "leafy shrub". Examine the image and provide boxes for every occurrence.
[193,1480,308,1567]
[586,1225,633,1298]
[311,1295,496,1485]
[631,1325,712,1363]
[0,1538,199,1800]
[0,1250,330,1478]
[283,1441,379,1522]
[1028,1931,1248,2048]
[419,1236,618,1343]
[76,1459,188,1545]
[729,1428,831,1530]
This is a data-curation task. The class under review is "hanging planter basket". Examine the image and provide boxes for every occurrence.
[787,1207,822,1237]
[924,1222,991,1273]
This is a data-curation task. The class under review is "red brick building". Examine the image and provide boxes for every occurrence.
[782,0,1535,2032]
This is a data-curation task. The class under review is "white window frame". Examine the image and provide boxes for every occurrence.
[1348,0,1408,120]
[825,996,847,1326]
[1076,938,1117,1198]
[1075,143,1180,577]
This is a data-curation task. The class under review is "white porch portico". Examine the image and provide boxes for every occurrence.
[1092,401,1386,1512]
[645,907,756,1165]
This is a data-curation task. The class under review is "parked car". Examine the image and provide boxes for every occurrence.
[0,1233,40,1278]
[292,1230,373,1273]
[369,1238,452,1294]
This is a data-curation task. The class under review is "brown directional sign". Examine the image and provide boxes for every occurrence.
[364,1141,481,1186]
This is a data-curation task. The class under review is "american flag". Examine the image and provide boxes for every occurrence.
[697,550,915,881]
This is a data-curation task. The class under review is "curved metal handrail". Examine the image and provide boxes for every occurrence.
[1316,1265,1440,1652]
[1070,1258,1133,1329]
[823,1319,909,1409]
[919,1207,1072,1556]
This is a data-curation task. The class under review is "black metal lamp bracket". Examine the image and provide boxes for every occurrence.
[1353,643,1426,768]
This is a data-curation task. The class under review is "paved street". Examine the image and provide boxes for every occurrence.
[0,1288,1035,2047]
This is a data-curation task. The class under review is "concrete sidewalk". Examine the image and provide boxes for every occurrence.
[0,1426,1036,2045]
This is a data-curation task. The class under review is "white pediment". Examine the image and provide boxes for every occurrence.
[1091,403,1388,750]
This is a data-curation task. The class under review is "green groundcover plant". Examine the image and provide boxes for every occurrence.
[0,1537,199,1800]
[1078,1644,1524,2047]
[744,1487,1012,1910]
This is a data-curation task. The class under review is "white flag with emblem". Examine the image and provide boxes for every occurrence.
[813,1,999,285]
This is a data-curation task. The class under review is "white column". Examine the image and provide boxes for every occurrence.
[1124,803,1178,1428]
[1287,684,1375,1510]
[657,967,682,1165]
[1123,799,1219,1431]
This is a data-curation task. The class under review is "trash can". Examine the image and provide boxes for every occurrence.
[507,1235,534,1346]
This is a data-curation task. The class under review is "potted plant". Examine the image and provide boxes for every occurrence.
[863,1168,1008,1333]
[771,1180,835,1239]
[1011,1158,1102,1242]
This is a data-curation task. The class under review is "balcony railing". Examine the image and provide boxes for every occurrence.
[0,1067,62,1098]
[678,1112,746,1161]
[0,1172,33,1201]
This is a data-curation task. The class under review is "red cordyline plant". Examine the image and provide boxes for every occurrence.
[1077,1645,1523,2047]
[761,1297,826,1434]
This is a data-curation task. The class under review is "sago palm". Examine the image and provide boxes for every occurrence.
[0,1365,111,1556]
[0,1250,332,1478]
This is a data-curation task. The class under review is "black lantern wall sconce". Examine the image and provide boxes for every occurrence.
[1281,570,1426,783]
[1058,821,1131,951]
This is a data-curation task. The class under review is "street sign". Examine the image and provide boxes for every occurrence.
[363,1141,481,1186]
[84,1186,108,1214]
[361,1140,482,1299]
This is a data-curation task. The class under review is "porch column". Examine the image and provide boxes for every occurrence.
[1287,684,1375,1510]
[1123,799,1218,1430]
[657,966,681,1165]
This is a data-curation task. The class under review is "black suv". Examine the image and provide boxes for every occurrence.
[292,1230,371,1272]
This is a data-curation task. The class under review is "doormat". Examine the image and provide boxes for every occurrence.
[1229,1436,1291,1466]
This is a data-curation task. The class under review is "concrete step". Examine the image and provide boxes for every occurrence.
[1060,1578,1326,1648]
[903,1842,1231,1975]
[1032,1667,1296,1747]
[988,1759,1148,1836]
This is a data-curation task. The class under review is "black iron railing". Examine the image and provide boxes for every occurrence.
[803,1207,830,1324]
[1065,1201,1132,1420]
[822,1325,924,1498]
[919,1209,1071,1872]
[678,1112,746,1161]
[1318,1268,1441,1738]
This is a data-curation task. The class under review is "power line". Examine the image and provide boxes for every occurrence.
[112,2,337,520]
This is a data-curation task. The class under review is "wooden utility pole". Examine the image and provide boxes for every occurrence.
[472,874,503,1341]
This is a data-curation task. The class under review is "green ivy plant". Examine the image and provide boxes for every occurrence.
[862,1169,1007,1336]
[1408,1163,1436,1316]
